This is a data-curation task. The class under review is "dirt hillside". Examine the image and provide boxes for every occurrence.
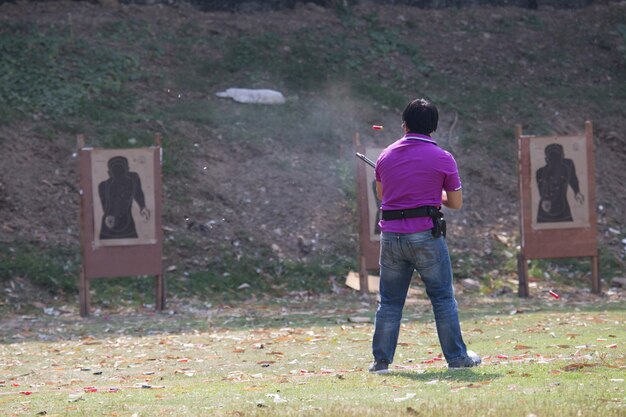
[0,0,625,299]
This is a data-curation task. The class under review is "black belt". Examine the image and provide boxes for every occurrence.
[381,205,440,221]
[381,205,446,237]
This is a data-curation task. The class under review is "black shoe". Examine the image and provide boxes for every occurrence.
[448,350,481,369]
[368,360,390,374]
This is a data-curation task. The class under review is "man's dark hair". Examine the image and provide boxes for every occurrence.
[402,98,438,135]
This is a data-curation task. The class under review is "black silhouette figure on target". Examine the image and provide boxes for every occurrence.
[536,143,584,223]
[98,156,151,239]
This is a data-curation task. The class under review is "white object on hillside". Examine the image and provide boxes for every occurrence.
[215,88,286,104]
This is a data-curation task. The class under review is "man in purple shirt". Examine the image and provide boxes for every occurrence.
[369,98,481,372]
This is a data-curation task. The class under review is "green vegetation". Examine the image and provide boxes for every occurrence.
[81,249,354,308]
[525,243,623,287]
[0,239,352,311]
[0,230,613,310]
[0,241,79,294]
[193,17,431,104]
[0,22,142,124]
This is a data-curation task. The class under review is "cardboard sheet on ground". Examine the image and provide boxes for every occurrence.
[345,271,380,292]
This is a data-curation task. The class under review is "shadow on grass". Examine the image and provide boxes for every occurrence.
[393,369,503,383]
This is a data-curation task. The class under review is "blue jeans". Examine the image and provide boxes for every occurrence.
[372,231,469,364]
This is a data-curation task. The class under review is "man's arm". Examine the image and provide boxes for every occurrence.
[442,189,462,210]
[376,181,383,201]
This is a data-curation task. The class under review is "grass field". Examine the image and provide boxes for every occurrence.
[1,293,624,416]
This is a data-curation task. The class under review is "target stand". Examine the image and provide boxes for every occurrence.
[77,134,165,316]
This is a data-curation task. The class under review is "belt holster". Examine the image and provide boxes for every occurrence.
[431,210,446,238]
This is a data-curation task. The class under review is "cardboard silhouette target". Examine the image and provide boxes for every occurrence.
[516,122,599,297]
[92,149,157,246]
[78,135,164,316]
[530,137,589,230]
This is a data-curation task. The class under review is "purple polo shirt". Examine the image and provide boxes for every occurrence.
[375,133,462,234]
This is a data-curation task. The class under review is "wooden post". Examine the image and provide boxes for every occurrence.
[359,256,368,293]
[585,121,601,295]
[77,134,91,316]
[154,133,165,311]
[517,253,529,297]
[79,265,90,317]
[515,125,529,297]
[354,132,370,293]
[155,274,165,311]
[591,256,600,294]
